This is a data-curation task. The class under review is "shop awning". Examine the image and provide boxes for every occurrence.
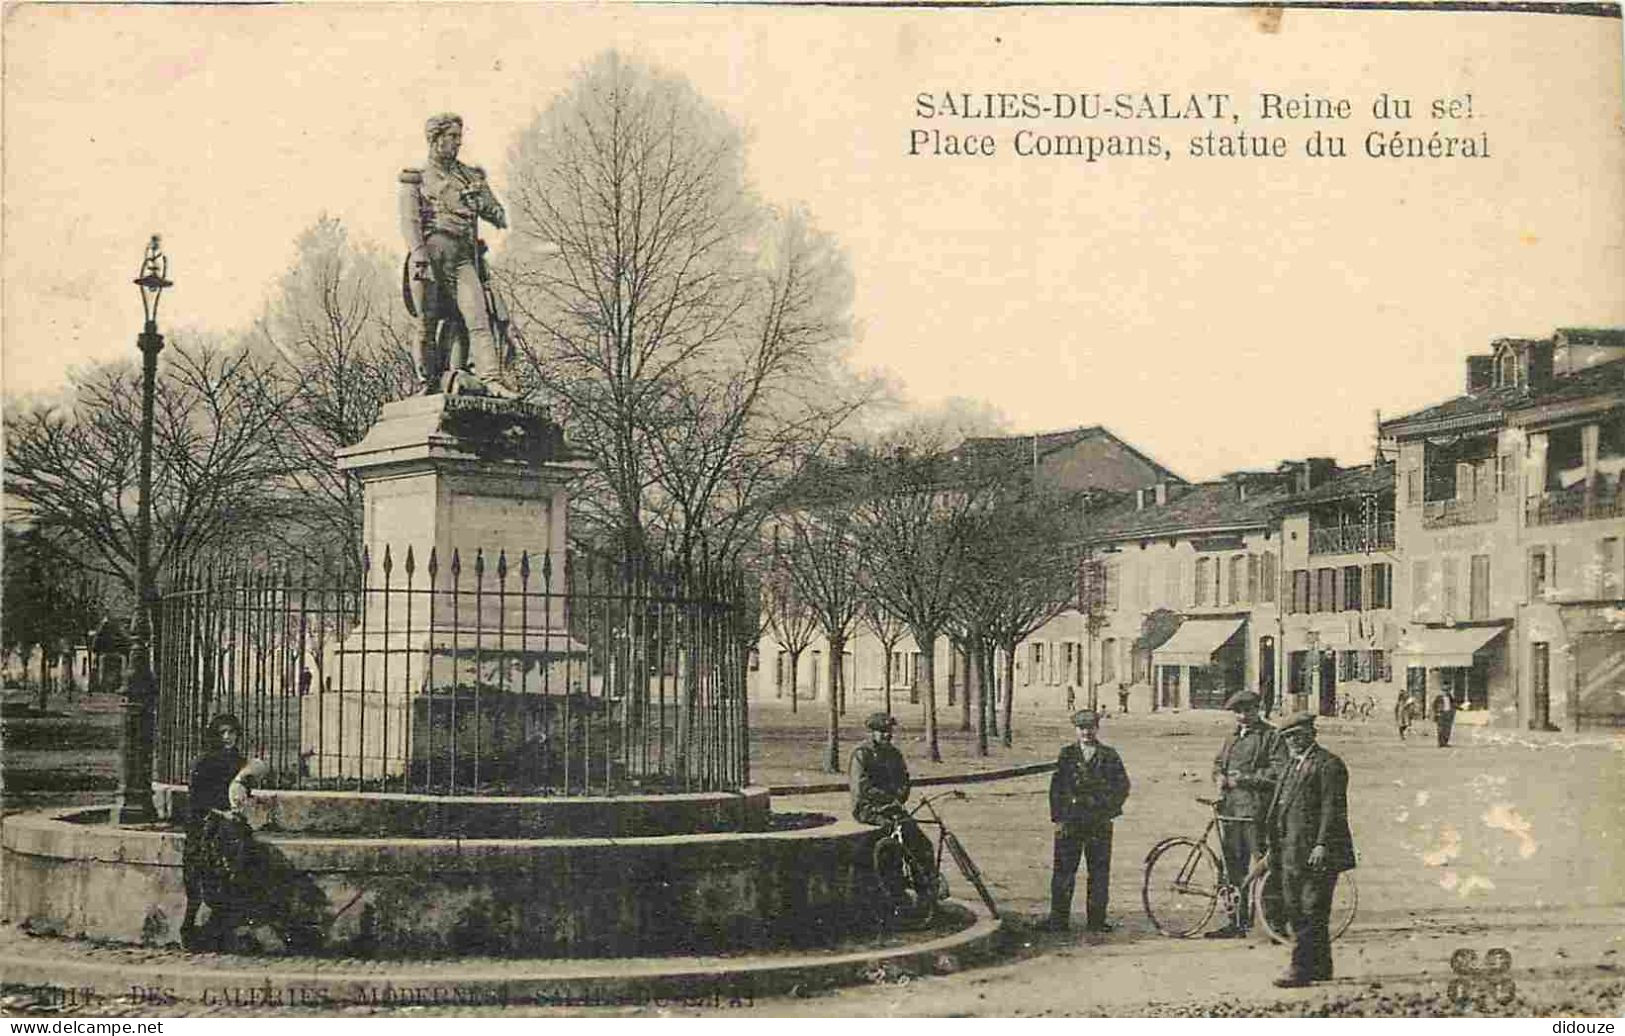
[1154,618,1245,668]
[1396,626,1506,668]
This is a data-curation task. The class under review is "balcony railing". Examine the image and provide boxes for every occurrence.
[1308,522,1396,555]
[1526,476,1625,528]
[1422,495,1500,529]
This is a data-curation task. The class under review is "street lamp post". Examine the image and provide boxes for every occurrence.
[114,236,172,824]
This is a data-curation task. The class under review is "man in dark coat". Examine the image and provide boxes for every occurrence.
[1432,689,1456,747]
[1207,689,1286,937]
[180,713,246,947]
[850,712,936,908]
[1263,711,1357,986]
[1046,709,1131,933]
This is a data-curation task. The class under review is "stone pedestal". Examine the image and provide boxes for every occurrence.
[300,395,591,783]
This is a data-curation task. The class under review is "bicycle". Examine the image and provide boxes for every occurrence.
[871,789,1000,921]
[1142,796,1356,942]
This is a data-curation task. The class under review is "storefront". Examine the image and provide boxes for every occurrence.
[1152,617,1246,710]
[1396,624,1509,725]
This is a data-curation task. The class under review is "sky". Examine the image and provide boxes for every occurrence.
[4,3,1623,483]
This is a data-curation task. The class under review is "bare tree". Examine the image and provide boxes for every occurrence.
[860,598,908,715]
[774,506,865,772]
[501,52,872,569]
[762,551,819,715]
[1,526,105,710]
[854,448,978,763]
[968,486,1083,748]
[4,342,295,592]
[250,217,420,566]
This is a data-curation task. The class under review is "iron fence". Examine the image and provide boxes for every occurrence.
[154,548,751,796]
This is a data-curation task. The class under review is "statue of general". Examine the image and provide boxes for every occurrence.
[399,113,515,397]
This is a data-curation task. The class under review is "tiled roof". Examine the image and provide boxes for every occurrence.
[1085,481,1290,541]
[1277,462,1395,510]
[1558,327,1625,349]
[1384,346,1624,438]
[1380,385,1523,437]
[956,426,1185,485]
[1513,356,1625,409]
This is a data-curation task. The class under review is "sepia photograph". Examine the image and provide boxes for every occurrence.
[1,1,1622,1021]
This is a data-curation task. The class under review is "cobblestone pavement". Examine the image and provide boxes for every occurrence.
[4,700,1621,1016]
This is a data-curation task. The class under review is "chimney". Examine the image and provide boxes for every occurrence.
[1526,339,1555,390]
[1307,458,1337,491]
[1465,355,1495,395]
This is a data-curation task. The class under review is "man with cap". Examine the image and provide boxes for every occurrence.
[850,711,937,911]
[399,112,511,395]
[1046,709,1131,932]
[1262,711,1357,987]
[1206,688,1287,938]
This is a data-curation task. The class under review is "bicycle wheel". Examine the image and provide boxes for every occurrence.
[1142,837,1221,937]
[942,831,1000,919]
[873,833,934,922]
[1254,866,1359,943]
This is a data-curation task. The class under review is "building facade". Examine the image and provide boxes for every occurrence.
[1277,462,1400,718]
[1382,329,1625,731]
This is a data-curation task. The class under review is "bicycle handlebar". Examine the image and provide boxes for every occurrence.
[1197,795,1255,823]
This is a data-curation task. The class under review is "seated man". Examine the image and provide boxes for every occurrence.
[180,714,271,950]
[849,711,937,913]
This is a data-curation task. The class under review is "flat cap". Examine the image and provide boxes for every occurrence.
[1071,709,1101,728]
[865,711,898,732]
[1278,710,1317,734]
[1224,689,1261,710]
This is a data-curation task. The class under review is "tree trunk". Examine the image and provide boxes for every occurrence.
[824,634,846,772]
[954,640,969,732]
[1002,645,1018,748]
[973,643,988,757]
[838,648,846,716]
[984,645,996,738]
[35,646,49,713]
[917,631,941,762]
[788,648,801,714]
[881,644,893,715]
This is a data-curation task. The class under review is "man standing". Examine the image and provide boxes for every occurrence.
[1047,710,1131,933]
[1207,689,1285,938]
[1264,711,1357,987]
[1432,688,1457,747]
[399,112,510,395]
[850,712,936,911]
[1396,687,1418,740]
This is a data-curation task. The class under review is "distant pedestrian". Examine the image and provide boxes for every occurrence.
[1432,690,1456,747]
[1117,683,1130,714]
[1046,710,1131,933]
[1395,689,1418,740]
[1264,711,1356,987]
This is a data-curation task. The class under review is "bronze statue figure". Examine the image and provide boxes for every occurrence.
[399,113,515,397]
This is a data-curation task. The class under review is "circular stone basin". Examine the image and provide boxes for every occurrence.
[1,799,889,959]
[153,783,771,838]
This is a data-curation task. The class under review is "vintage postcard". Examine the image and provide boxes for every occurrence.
[2,0,1622,1023]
